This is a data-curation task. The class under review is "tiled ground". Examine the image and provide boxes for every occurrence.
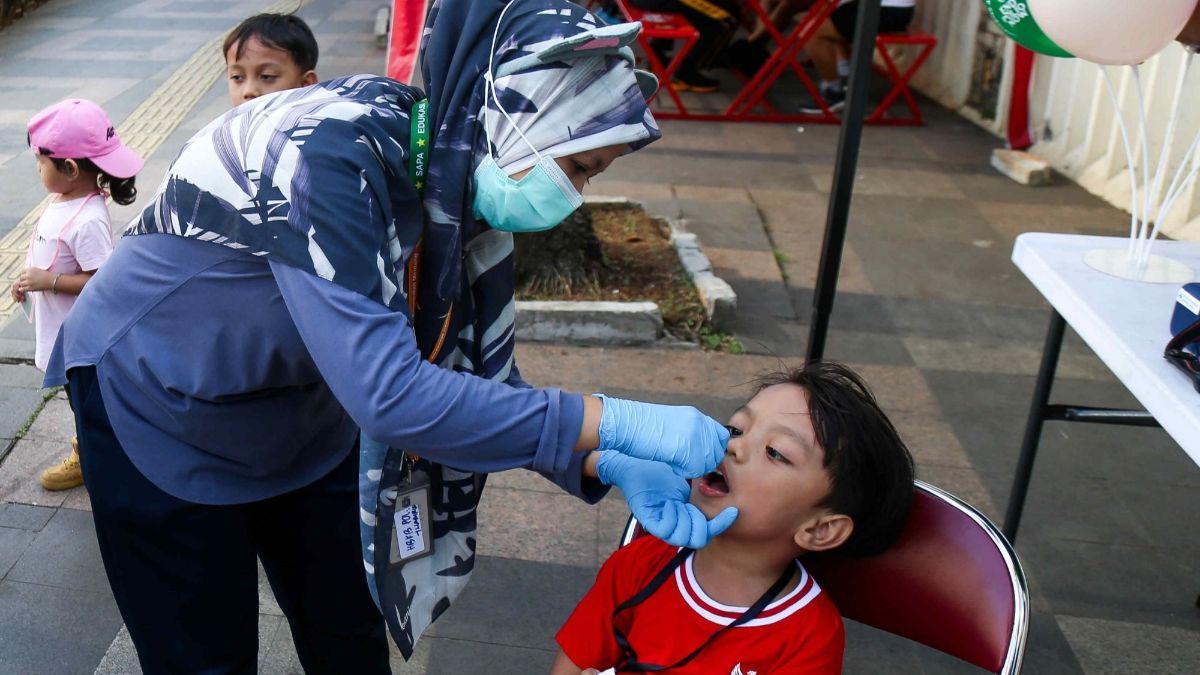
[0,0,1198,673]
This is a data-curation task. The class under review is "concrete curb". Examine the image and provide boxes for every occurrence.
[515,300,662,345]
[513,198,737,346]
[669,223,737,333]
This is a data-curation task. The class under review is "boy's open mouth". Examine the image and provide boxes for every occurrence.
[697,468,729,497]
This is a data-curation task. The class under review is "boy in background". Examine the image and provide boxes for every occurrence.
[553,361,916,673]
[224,13,319,106]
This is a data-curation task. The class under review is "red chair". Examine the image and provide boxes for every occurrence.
[620,480,1029,674]
[869,28,938,126]
[607,0,700,115]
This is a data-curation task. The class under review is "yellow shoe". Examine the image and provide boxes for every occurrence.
[39,439,83,491]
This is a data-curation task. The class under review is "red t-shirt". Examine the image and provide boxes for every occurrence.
[557,537,844,674]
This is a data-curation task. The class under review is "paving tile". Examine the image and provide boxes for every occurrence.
[95,614,301,675]
[421,638,556,674]
[423,555,594,651]
[901,335,1114,381]
[257,558,284,617]
[23,397,75,443]
[92,625,140,675]
[0,581,121,675]
[0,315,33,340]
[595,490,630,563]
[842,621,957,674]
[1020,539,1199,630]
[913,464,1002,524]
[0,387,43,447]
[476,486,600,567]
[0,502,54,530]
[1057,615,1200,675]
[816,327,917,367]
[706,253,796,320]
[890,412,976,470]
[486,467,562,494]
[1014,611,1088,675]
[6,507,109,594]
[255,614,300,675]
[0,437,82,508]
[0,526,35,579]
[806,165,969,200]
[851,234,1035,307]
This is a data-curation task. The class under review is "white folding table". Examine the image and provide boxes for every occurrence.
[1005,232,1200,540]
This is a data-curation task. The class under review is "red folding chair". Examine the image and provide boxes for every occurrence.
[868,28,938,126]
[620,480,1029,674]
[609,0,700,115]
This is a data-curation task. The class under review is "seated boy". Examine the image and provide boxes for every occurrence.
[552,361,916,674]
[224,12,320,107]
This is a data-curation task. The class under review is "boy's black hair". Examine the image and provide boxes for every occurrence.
[756,361,915,557]
[223,13,318,72]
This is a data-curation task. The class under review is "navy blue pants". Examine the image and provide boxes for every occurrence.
[67,366,389,675]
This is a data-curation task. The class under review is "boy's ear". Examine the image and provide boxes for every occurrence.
[794,513,853,553]
[301,70,318,87]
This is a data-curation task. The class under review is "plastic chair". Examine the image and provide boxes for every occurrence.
[620,480,1029,674]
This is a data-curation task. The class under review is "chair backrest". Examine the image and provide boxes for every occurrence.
[619,480,1029,674]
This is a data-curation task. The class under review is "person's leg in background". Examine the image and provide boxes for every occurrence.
[253,443,390,675]
[631,0,742,92]
[800,3,852,113]
[68,366,262,674]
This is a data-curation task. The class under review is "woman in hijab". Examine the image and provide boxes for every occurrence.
[44,0,737,672]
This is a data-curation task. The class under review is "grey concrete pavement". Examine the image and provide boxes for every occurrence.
[0,0,1198,673]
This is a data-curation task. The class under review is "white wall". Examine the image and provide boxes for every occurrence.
[908,1,1200,241]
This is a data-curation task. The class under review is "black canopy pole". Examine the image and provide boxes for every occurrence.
[806,0,881,362]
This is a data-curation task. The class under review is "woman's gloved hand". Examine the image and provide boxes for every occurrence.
[596,451,738,549]
[597,395,729,478]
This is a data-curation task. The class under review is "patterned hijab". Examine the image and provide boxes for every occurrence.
[416,0,660,380]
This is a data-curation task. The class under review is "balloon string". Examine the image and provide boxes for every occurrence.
[1148,159,1200,255]
[1100,66,1141,259]
[1131,64,1152,268]
[1139,48,1197,266]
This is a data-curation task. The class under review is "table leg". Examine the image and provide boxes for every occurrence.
[1002,309,1066,543]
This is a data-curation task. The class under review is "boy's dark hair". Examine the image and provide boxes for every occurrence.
[756,361,915,557]
[223,13,318,72]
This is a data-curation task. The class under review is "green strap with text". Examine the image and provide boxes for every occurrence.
[409,99,429,195]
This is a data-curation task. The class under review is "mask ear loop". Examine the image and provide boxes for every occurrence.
[485,0,548,170]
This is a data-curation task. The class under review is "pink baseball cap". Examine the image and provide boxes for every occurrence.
[27,99,143,179]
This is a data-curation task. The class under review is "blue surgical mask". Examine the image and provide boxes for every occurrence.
[471,0,584,233]
[472,153,583,233]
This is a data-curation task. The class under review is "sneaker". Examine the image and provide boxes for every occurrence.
[39,438,83,491]
[798,83,846,115]
[672,70,720,93]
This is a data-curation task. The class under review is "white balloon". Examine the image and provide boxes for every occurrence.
[1028,0,1198,65]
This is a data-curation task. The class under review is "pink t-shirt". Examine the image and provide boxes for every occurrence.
[26,194,114,371]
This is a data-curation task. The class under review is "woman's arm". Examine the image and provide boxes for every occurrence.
[272,259,606,499]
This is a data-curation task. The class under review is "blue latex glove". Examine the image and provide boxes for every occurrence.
[596,451,738,549]
[597,395,729,478]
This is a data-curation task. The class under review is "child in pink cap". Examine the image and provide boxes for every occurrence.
[10,98,143,491]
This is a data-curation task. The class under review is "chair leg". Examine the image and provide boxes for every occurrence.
[867,40,935,125]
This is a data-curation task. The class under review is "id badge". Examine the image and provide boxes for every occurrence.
[390,469,434,564]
